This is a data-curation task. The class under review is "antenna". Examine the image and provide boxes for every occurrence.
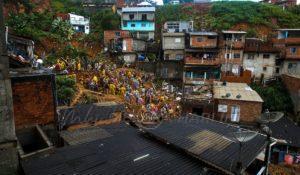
[233,130,258,174]
[257,111,284,124]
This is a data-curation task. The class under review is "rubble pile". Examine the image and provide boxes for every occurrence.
[72,60,182,124]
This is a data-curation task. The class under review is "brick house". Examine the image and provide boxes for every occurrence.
[10,70,57,129]
[182,31,220,116]
[213,81,263,124]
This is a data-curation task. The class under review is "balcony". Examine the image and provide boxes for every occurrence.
[185,56,220,66]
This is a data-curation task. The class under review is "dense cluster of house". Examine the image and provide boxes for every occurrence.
[103,2,300,124]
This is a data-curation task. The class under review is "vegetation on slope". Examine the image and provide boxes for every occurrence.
[156,2,300,38]
[251,81,294,113]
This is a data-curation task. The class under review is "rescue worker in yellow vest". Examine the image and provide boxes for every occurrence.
[109,83,116,95]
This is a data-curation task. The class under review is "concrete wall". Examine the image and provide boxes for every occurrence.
[281,60,300,76]
[162,35,185,50]
[157,61,183,79]
[214,99,262,123]
[0,0,18,173]
[163,50,184,61]
[11,75,56,129]
[121,21,155,31]
[122,12,155,21]
[243,53,278,80]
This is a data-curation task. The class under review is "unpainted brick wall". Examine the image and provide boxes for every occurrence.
[282,74,300,114]
[12,79,55,129]
[215,99,262,123]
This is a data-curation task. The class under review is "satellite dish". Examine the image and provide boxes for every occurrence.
[258,112,284,124]
[233,130,258,143]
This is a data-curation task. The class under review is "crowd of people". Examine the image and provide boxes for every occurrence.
[75,60,181,122]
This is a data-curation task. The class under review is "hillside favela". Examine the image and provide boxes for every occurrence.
[1,0,300,175]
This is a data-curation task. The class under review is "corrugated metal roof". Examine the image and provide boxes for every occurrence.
[213,81,264,102]
[222,31,246,34]
[60,126,113,145]
[58,102,125,129]
[144,114,267,175]
[122,7,155,12]
[189,31,218,36]
[22,123,220,175]
[268,117,300,148]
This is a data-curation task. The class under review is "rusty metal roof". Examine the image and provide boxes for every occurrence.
[143,114,267,174]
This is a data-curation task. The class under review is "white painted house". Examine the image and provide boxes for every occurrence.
[243,38,280,81]
[69,13,90,34]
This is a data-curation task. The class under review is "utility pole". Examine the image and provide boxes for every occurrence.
[0,1,18,174]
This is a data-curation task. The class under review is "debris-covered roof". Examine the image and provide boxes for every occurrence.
[58,102,125,129]
[213,81,264,102]
[144,114,267,174]
[22,123,219,175]
[268,117,300,148]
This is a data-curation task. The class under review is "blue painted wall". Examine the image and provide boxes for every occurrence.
[121,21,155,31]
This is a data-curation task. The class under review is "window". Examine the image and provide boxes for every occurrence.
[175,38,181,43]
[123,21,127,27]
[141,23,146,27]
[175,54,183,60]
[197,37,204,42]
[115,32,120,36]
[276,67,280,74]
[263,67,267,71]
[129,14,134,20]
[247,54,254,60]
[263,54,270,59]
[131,23,136,27]
[208,36,216,39]
[225,53,230,59]
[231,106,240,122]
[142,14,147,20]
[234,53,240,59]
[291,47,297,54]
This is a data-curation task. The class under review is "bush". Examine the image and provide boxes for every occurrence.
[251,81,294,113]
[56,75,76,105]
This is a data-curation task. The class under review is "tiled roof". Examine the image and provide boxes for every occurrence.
[22,123,219,175]
[213,81,264,102]
[144,114,267,174]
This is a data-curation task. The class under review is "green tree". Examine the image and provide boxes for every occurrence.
[51,18,75,41]
[251,81,294,113]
